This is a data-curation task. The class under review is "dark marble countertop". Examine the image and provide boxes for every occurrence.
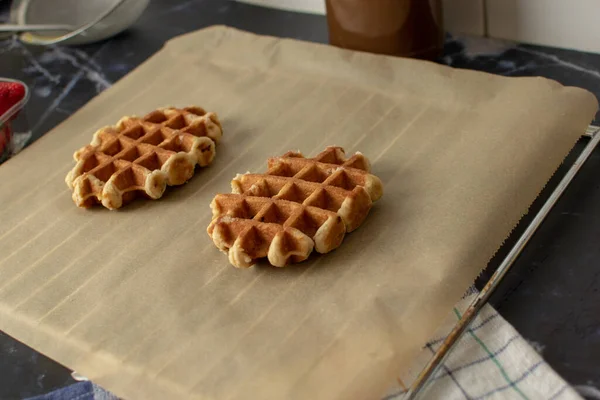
[1,1,600,399]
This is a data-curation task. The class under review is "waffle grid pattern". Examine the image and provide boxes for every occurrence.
[65,107,222,210]
[208,146,383,268]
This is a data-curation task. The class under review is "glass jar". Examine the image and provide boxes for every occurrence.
[325,0,444,61]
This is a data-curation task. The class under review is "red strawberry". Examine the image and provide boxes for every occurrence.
[0,82,26,119]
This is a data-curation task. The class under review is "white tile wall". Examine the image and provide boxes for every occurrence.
[442,0,485,36]
[486,0,600,53]
[235,0,486,35]
[235,0,325,14]
[234,0,600,54]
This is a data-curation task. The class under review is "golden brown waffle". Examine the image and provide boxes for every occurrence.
[207,146,383,268]
[65,106,222,210]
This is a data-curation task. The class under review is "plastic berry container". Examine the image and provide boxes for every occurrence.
[0,78,30,164]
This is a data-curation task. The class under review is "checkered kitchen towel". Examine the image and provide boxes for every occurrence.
[29,294,582,400]
[383,293,583,400]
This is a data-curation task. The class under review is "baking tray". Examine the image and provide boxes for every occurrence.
[0,26,596,400]
[407,124,600,399]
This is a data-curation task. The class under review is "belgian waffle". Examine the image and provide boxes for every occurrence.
[65,106,222,210]
[207,146,383,268]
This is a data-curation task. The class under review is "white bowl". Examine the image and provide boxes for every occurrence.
[10,0,150,45]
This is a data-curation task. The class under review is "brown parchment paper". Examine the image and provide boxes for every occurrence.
[0,26,597,400]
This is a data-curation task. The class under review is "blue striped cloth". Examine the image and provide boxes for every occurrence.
[383,293,582,400]
[24,381,118,400]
